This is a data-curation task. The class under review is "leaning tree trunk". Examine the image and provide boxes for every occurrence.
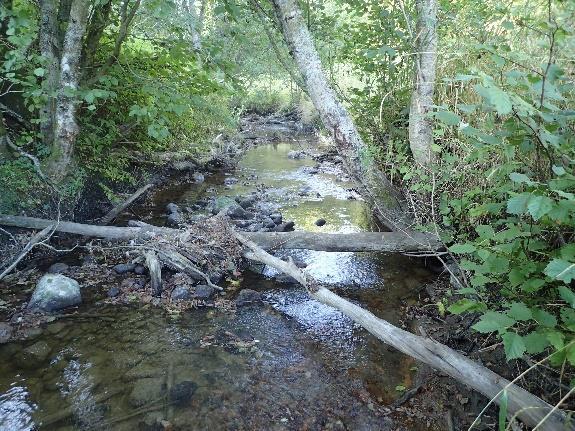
[408,0,437,166]
[46,0,90,183]
[271,0,408,230]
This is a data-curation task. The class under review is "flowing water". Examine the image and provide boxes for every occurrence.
[0,133,434,430]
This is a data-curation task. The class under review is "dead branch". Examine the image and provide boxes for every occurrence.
[0,225,54,281]
[145,250,162,297]
[100,183,153,225]
[234,232,571,431]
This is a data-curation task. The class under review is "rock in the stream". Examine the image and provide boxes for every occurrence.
[166,203,180,214]
[274,221,295,232]
[134,265,146,275]
[169,381,198,406]
[27,274,81,312]
[193,285,215,299]
[235,289,262,307]
[315,218,326,227]
[192,172,205,183]
[287,150,305,159]
[166,212,183,227]
[171,286,192,301]
[47,262,69,274]
[298,185,312,196]
[129,377,165,408]
[113,263,136,274]
[82,254,97,266]
[235,194,257,209]
[224,177,238,186]
[0,323,13,344]
[269,213,282,224]
[23,341,51,363]
[107,287,120,298]
[262,218,276,229]
[225,203,253,220]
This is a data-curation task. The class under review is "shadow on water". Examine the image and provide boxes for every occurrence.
[0,136,435,430]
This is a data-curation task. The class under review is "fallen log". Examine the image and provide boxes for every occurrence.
[100,183,153,225]
[0,215,440,253]
[235,232,573,431]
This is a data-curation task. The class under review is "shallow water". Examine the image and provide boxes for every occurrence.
[0,136,434,430]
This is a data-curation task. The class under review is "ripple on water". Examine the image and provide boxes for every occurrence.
[0,381,36,431]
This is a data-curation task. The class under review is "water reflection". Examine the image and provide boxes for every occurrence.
[0,381,36,431]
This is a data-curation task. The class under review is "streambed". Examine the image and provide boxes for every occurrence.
[0,132,434,430]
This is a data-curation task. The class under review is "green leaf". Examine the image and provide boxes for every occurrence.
[502,332,526,360]
[434,111,460,126]
[545,259,575,284]
[559,286,575,308]
[475,225,495,239]
[33,67,45,77]
[532,308,557,328]
[472,311,516,334]
[474,84,512,115]
[509,172,535,186]
[506,193,531,215]
[506,302,532,321]
[523,331,550,354]
[448,299,486,314]
[553,165,566,176]
[448,243,476,254]
[527,196,553,220]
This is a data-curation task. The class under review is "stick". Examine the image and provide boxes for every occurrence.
[0,225,54,281]
[145,251,162,297]
[234,232,572,431]
[100,183,153,225]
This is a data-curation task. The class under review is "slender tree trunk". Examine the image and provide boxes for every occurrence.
[82,0,113,75]
[46,0,90,182]
[408,0,437,166]
[38,0,60,149]
[184,0,206,61]
[270,0,408,230]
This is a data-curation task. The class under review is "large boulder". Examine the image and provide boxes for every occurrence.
[28,274,82,312]
[225,203,253,220]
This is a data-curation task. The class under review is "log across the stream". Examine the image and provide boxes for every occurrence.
[1,214,571,430]
[0,215,441,253]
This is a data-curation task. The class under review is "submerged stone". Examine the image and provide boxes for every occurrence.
[235,289,262,307]
[129,377,165,408]
[28,274,81,312]
[169,381,197,406]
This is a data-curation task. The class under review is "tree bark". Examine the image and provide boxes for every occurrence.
[0,215,440,253]
[82,0,113,75]
[235,232,571,431]
[271,0,408,230]
[408,0,437,166]
[46,0,90,183]
[38,0,60,149]
[185,0,204,52]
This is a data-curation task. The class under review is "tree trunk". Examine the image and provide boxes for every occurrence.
[0,215,440,253]
[38,0,60,149]
[270,0,408,231]
[408,0,437,166]
[82,0,113,75]
[46,0,90,183]
[185,0,203,52]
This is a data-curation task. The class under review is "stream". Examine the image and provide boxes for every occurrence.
[0,128,435,430]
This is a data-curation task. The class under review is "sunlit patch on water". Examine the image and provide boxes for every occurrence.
[0,381,36,431]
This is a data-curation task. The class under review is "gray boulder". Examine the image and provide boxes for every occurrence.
[274,221,295,232]
[287,150,305,159]
[269,213,282,224]
[28,274,82,312]
[166,203,180,214]
[224,177,238,186]
[166,212,183,227]
[107,287,120,298]
[315,218,326,226]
